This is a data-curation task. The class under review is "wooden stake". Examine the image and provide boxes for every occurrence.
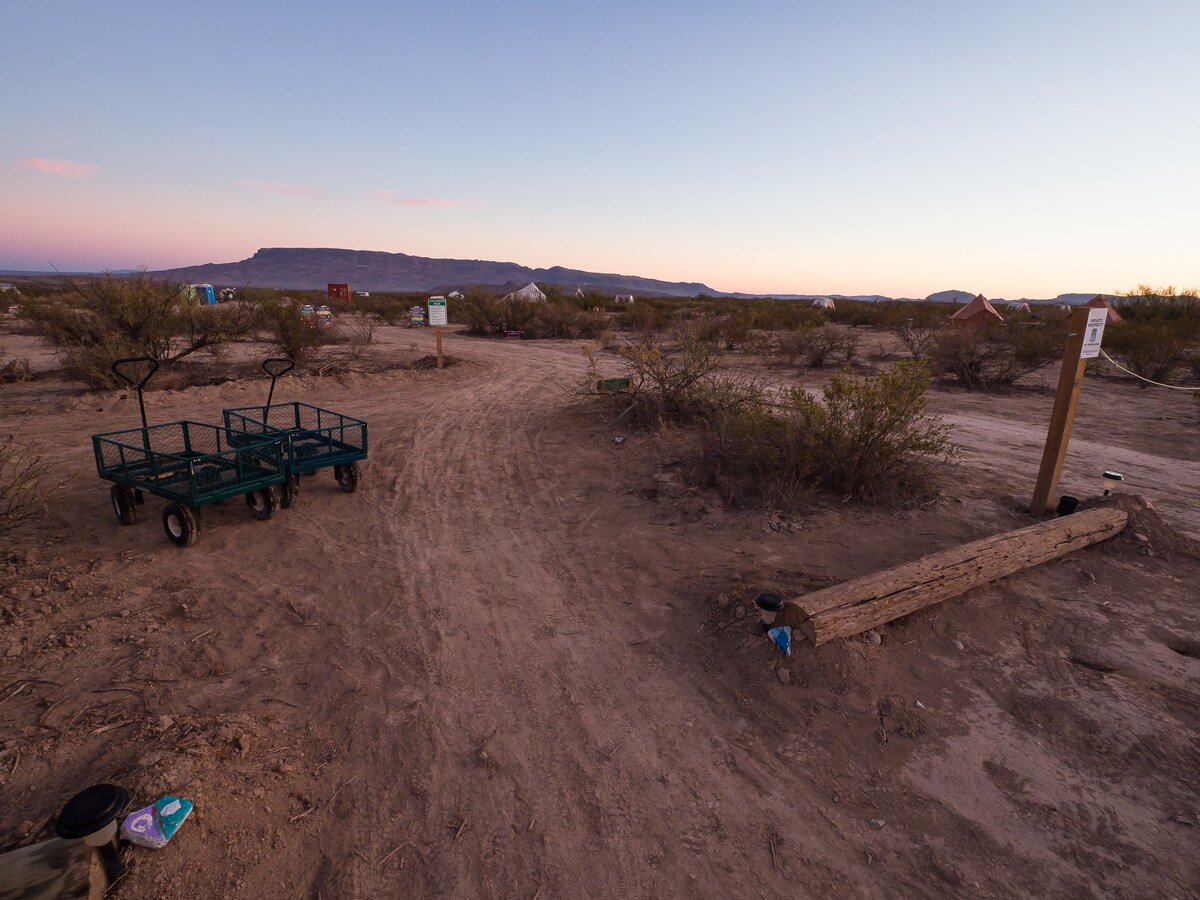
[1031,307,1091,516]
[436,326,444,370]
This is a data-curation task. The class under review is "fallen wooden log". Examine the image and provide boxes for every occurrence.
[796,506,1128,646]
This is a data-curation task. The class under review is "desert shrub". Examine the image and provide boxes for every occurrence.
[259,300,321,362]
[20,272,259,387]
[928,324,1060,388]
[777,325,859,368]
[1104,320,1199,384]
[343,313,380,359]
[618,302,676,333]
[591,325,766,426]
[890,319,943,359]
[456,292,503,334]
[694,313,753,350]
[0,357,33,383]
[528,303,610,339]
[745,300,827,331]
[0,436,57,535]
[356,296,407,326]
[701,360,954,505]
[1114,286,1200,323]
[1100,288,1200,384]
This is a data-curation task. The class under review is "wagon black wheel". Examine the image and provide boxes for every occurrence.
[162,503,199,547]
[110,485,137,526]
[334,463,361,493]
[245,487,279,520]
[280,474,300,509]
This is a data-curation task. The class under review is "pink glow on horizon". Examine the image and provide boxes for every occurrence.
[370,191,464,207]
[236,179,329,199]
[15,157,100,178]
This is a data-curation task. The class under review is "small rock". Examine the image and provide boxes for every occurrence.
[1013,496,1031,513]
[951,639,964,651]
[4,643,22,658]
[915,701,926,710]
[157,714,175,730]
[870,818,886,830]
[777,668,792,685]
[234,734,251,755]
[9,584,33,602]
[1133,532,1149,544]
[832,792,840,803]
[716,593,731,609]
[120,609,131,618]
[865,630,881,646]
[734,606,746,620]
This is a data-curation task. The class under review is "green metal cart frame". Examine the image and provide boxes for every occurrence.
[91,357,287,546]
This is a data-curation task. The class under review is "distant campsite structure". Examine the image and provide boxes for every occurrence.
[812,298,836,310]
[950,294,1005,327]
[504,283,547,303]
[1081,294,1122,324]
[327,283,352,303]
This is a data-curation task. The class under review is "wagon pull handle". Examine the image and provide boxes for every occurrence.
[262,357,295,413]
[111,356,159,431]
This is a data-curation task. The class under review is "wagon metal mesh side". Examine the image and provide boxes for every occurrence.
[92,421,285,506]
[222,403,367,474]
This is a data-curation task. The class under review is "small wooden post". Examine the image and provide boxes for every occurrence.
[1030,307,1091,516]
[436,326,444,370]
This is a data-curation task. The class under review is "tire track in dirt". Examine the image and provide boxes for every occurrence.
[261,339,854,897]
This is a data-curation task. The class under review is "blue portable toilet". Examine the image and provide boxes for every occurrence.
[195,284,217,305]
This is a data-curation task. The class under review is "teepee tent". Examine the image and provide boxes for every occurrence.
[504,282,547,303]
[950,294,1004,328]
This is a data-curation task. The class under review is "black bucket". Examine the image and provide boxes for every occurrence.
[1056,495,1079,516]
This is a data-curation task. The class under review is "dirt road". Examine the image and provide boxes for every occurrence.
[2,327,1198,898]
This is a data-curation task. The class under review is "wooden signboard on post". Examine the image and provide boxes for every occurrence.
[428,297,447,370]
[1030,306,1107,516]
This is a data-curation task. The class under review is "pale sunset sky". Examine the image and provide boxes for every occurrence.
[1,1,1196,297]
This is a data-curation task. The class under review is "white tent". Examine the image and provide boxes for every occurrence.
[504,282,547,303]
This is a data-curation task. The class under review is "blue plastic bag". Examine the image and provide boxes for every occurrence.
[768,625,792,657]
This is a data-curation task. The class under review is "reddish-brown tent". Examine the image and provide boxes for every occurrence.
[1082,294,1122,323]
[1061,295,1122,331]
[950,294,1005,328]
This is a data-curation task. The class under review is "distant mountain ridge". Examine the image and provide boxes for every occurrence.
[131,247,1119,304]
[153,247,715,298]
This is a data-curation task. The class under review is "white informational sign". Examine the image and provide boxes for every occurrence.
[1079,307,1108,359]
[427,296,448,327]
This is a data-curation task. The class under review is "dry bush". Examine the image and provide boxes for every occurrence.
[20,272,259,387]
[346,313,380,355]
[777,325,858,368]
[529,303,609,339]
[1105,286,1200,384]
[587,325,766,426]
[890,319,943,358]
[700,360,954,506]
[928,324,1060,388]
[1,357,33,383]
[1104,320,1198,384]
[260,300,321,362]
[0,436,57,535]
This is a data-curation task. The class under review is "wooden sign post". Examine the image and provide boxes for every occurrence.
[428,297,448,370]
[1030,306,1108,516]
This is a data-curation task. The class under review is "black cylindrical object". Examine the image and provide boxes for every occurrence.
[1056,495,1079,516]
[56,784,129,884]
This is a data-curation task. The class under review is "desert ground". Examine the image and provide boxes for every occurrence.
[1,321,1198,899]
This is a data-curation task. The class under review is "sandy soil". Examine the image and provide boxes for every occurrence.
[2,323,1198,899]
